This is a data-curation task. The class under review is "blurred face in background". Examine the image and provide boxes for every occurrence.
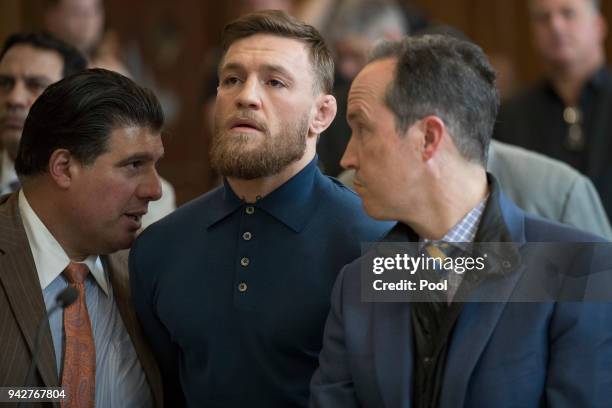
[212,34,320,180]
[334,36,372,82]
[45,0,105,55]
[530,0,606,70]
[0,45,63,160]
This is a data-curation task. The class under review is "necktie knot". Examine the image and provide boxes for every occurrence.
[63,262,90,284]
[424,242,451,261]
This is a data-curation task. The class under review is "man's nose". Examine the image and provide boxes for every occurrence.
[235,77,262,110]
[548,12,567,34]
[340,135,358,170]
[5,80,30,109]
[139,168,163,202]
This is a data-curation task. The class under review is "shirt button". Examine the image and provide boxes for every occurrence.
[240,257,250,267]
[245,206,255,215]
[243,231,252,241]
[238,282,248,292]
[423,357,432,365]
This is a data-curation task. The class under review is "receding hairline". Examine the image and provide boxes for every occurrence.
[347,57,397,122]
[360,56,399,109]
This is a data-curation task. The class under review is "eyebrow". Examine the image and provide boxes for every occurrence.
[116,152,164,166]
[0,73,54,82]
[219,62,295,81]
[27,75,55,84]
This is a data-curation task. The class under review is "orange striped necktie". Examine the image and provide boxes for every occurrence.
[61,262,95,408]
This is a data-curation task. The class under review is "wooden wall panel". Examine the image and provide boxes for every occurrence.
[3,0,612,204]
[0,0,23,41]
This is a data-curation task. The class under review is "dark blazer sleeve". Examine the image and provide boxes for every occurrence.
[310,267,361,408]
[129,237,186,407]
[546,301,612,406]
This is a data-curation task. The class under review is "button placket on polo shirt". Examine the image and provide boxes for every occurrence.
[235,205,256,301]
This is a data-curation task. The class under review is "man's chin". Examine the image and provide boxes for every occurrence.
[0,130,22,157]
[543,49,578,68]
[361,199,393,221]
[104,232,139,254]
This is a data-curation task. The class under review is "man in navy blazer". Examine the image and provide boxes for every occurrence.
[310,35,612,407]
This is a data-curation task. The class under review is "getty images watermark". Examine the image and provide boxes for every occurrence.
[359,242,612,302]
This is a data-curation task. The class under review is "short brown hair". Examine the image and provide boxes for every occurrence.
[220,9,334,94]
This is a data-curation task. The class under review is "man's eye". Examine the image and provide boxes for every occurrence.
[128,161,142,170]
[221,77,240,86]
[0,77,14,91]
[533,12,550,24]
[25,80,48,93]
[561,8,576,19]
[268,79,286,88]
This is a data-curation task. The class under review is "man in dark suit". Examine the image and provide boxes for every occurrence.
[494,0,612,219]
[0,68,164,407]
[310,35,612,407]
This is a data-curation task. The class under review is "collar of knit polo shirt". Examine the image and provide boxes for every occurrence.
[61,262,95,408]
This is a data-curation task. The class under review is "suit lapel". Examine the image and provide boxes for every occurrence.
[438,260,525,408]
[105,251,163,408]
[439,179,526,408]
[0,193,58,388]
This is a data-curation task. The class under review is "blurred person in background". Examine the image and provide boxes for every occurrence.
[318,0,409,176]
[44,0,104,59]
[0,32,86,195]
[494,0,612,219]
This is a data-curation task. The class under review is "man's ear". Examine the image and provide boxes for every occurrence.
[419,116,445,161]
[309,94,337,136]
[48,149,76,189]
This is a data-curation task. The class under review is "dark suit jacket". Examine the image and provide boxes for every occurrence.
[310,179,612,407]
[0,193,163,408]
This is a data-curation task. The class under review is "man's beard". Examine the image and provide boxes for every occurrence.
[210,112,308,180]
